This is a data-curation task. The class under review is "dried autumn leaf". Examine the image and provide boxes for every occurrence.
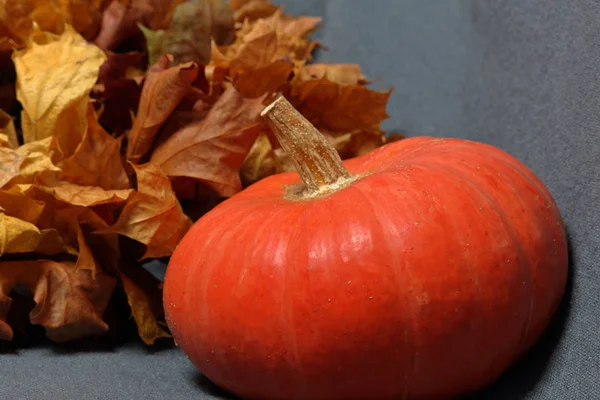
[0,109,18,149]
[96,162,192,259]
[120,266,170,345]
[0,260,116,342]
[0,184,45,223]
[241,132,293,184]
[141,0,235,67]
[58,104,130,190]
[34,180,133,208]
[13,24,106,160]
[151,87,265,196]
[298,64,367,86]
[94,0,186,51]
[0,137,60,189]
[289,77,391,132]
[126,55,200,164]
[0,213,43,255]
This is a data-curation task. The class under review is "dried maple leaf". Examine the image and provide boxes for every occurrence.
[240,132,293,184]
[298,64,367,86]
[94,0,186,51]
[0,213,45,255]
[210,11,321,98]
[58,104,130,190]
[126,55,200,164]
[0,185,45,224]
[120,264,170,345]
[34,180,133,208]
[0,137,60,189]
[0,260,116,342]
[289,77,391,133]
[141,0,235,67]
[151,86,265,197]
[96,162,192,259]
[0,109,18,149]
[12,24,106,161]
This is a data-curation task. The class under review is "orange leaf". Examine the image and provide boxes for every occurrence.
[0,260,116,342]
[151,86,265,197]
[126,55,200,164]
[120,265,170,345]
[58,104,130,190]
[96,163,192,259]
[289,78,391,132]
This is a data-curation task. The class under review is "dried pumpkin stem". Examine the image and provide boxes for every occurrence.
[261,96,356,197]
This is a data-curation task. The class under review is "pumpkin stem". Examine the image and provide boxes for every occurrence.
[261,96,356,197]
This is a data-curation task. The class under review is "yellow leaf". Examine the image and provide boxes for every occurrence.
[0,109,19,149]
[0,213,42,255]
[12,24,106,160]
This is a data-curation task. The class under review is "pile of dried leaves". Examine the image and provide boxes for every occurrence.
[0,0,401,345]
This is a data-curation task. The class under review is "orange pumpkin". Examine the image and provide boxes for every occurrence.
[163,96,568,400]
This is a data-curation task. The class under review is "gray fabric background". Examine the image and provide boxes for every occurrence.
[1,0,599,399]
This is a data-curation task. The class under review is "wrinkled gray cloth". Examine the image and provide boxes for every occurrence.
[1,1,598,399]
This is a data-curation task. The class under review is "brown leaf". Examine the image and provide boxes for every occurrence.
[151,86,265,196]
[12,24,106,160]
[58,104,130,190]
[0,109,18,149]
[0,260,116,342]
[94,0,186,51]
[34,180,133,208]
[142,0,235,67]
[120,265,170,345]
[96,163,192,259]
[210,11,320,98]
[0,137,60,189]
[289,78,391,132]
[126,55,200,164]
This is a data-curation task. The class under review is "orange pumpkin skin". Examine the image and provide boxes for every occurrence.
[163,137,568,400]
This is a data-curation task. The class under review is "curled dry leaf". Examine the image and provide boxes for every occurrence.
[94,0,186,51]
[142,0,235,67]
[12,24,106,159]
[0,137,60,189]
[58,104,130,190]
[289,68,391,133]
[0,0,104,50]
[120,263,170,345]
[126,55,200,164]
[0,260,116,342]
[211,11,321,98]
[151,86,266,197]
[0,109,18,149]
[241,132,293,184]
[96,163,192,260]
